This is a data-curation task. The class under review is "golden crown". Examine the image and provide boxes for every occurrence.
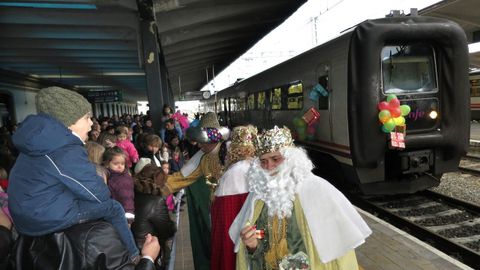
[230,125,258,147]
[256,126,294,156]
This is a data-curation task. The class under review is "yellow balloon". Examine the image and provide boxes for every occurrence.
[393,116,405,126]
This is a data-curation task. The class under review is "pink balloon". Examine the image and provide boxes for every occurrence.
[378,101,389,111]
[389,98,400,108]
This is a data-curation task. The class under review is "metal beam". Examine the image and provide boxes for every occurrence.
[0,7,139,30]
[155,1,290,32]
[0,49,137,58]
[0,56,139,64]
[0,38,138,50]
[0,24,137,40]
[164,41,245,60]
[160,19,277,45]
[166,50,238,68]
[162,31,253,54]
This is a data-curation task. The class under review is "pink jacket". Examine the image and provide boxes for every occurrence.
[116,139,139,168]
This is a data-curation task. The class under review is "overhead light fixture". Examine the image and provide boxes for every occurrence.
[0,2,97,9]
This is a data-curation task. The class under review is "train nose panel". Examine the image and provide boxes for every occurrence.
[400,150,433,173]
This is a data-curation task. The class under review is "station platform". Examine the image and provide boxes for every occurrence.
[170,202,472,270]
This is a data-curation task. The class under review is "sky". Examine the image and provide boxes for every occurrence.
[200,0,442,93]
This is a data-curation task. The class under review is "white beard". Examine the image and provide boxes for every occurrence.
[248,147,314,218]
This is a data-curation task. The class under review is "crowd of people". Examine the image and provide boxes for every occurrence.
[0,86,372,270]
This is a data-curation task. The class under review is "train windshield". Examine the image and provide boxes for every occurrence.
[381,44,437,94]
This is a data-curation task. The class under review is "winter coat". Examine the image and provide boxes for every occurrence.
[108,169,135,215]
[14,220,155,270]
[116,139,139,168]
[168,158,184,173]
[8,113,111,236]
[131,184,176,248]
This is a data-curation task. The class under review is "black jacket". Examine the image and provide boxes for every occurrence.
[131,193,176,248]
[13,221,155,270]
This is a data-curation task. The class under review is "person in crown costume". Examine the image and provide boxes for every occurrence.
[161,112,230,270]
[210,125,258,270]
[229,126,371,270]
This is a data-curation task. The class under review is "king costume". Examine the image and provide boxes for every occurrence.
[229,126,372,270]
[162,112,229,270]
[210,125,258,270]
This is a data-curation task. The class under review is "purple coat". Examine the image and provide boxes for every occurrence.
[107,169,135,215]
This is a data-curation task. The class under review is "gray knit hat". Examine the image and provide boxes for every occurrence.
[36,86,92,127]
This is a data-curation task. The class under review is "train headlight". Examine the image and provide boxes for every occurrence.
[429,111,438,119]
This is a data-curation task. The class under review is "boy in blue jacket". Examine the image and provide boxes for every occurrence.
[8,87,139,261]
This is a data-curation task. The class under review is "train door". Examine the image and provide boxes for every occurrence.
[265,89,274,128]
[257,90,268,128]
[315,63,333,141]
[471,73,480,120]
[222,98,231,127]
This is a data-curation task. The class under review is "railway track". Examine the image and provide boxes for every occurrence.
[349,190,480,269]
[459,154,480,175]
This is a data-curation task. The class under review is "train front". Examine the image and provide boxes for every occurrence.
[347,16,470,194]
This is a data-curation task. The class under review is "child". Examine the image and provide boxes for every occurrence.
[168,147,184,173]
[85,141,105,165]
[97,132,117,149]
[7,87,139,260]
[103,146,135,223]
[141,134,163,166]
[160,161,170,175]
[0,186,12,268]
[95,164,109,185]
[116,126,139,169]
[160,145,170,163]
[161,161,176,212]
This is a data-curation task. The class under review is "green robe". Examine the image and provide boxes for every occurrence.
[185,177,211,270]
[166,147,224,270]
[236,198,359,270]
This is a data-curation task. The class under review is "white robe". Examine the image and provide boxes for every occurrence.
[229,173,372,263]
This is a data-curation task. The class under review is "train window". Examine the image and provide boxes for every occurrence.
[287,82,303,110]
[471,74,480,97]
[270,88,282,110]
[247,93,255,110]
[258,91,266,109]
[318,75,329,110]
[381,44,437,94]
[237,97,245,111]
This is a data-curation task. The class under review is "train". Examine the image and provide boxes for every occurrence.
[471,71,480,119]
[204,15,470,195]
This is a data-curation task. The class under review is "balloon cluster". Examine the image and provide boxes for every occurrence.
[292,117,307,140]
[378,94,411,133]
[292,117,317,140]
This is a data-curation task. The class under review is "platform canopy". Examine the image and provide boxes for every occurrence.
[419,0,480,70]
[0,0,307,102]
